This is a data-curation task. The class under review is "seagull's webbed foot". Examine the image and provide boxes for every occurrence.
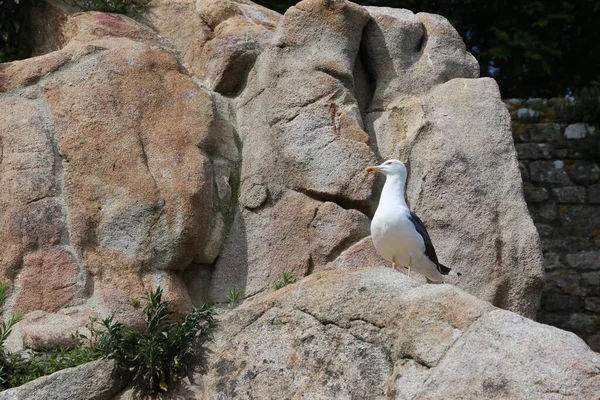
[392,258,397,271]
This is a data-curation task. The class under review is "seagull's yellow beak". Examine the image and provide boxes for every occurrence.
[365,165,381,172]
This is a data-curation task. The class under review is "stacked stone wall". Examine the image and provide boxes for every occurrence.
[505,98,600,351]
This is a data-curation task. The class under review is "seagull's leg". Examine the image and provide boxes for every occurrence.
[407,255,412,278]
[392,257,397,270]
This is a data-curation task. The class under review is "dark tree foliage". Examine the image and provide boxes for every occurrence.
[0,0,33,63]
[254,0,600,98]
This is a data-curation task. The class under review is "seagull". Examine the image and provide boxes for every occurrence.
[366,159,460,283]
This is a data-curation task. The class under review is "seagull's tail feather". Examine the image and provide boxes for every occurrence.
[438,263,462,277]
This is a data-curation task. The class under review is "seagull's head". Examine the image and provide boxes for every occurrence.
[365,159,407,179]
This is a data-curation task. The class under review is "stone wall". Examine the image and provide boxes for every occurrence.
[505,98,600,351]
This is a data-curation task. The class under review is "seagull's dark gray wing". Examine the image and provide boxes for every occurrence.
[408,211,451,275]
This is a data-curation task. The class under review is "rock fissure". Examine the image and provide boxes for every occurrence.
[231,305,276,335]
[348,317,384,330]
[39,92,68,240]
[325,232,369,263]
[403,353,432,371]
[294,307,384,348]
[292,187,369,217]
[268,90,339,127]
[236,86,266,109]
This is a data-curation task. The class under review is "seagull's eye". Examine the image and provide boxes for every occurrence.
[386,161,393,165]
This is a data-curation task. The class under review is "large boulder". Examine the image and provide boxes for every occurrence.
[1,0,544,349]
[186,0,380,303]
[4,269,598,399]
[144,0,280,93]
[358,6,544,317]
[117,268,600,399]
[187,0,542,315]
[0,12,233,345]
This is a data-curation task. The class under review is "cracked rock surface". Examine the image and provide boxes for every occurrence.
[2,0,544,349]
[115,268,600,399]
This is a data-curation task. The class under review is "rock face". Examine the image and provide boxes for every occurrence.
[1,0,544,349]
[115,268,598,399]
[187,0,543,315]
[0,12,229,346]
[5,268,600,399]
[0,360,125,400]
[359,6,544,317]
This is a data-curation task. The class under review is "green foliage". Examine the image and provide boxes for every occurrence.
[130,297,141,309]
[556,87,600,126]
[81,0,147,16]
[0,282,23,388]
[0,285,212,394]
[0,337,101,389]
[0,281,101,389]
[0,0,33,62]
[228,287,243,308]
[91,288,214,394]
[0,283,21,349]
[274,272,296,290]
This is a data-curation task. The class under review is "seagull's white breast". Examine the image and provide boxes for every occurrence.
[371,205,425,266]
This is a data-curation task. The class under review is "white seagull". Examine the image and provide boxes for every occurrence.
[366,159,460,283]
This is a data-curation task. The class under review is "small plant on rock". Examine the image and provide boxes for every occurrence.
[0,283,21,349]
[0,282,22,388]
[130,297,141,308]
[91,288,213,394]
[228,287,243,308]
[0,285,212,392]
[274,272,296,290]
[0,283,102,389]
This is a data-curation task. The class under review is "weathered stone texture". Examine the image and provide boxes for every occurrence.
[355,5,544,318]
[12,269,600,400]
[0,0,545,352]
[119,268,600,400]
[508,98,600,351]
[1,11,226,346]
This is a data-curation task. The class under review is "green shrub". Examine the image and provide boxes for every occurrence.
[0,282,100,389]
[92,288,214,394]
[274,272,296,290]
[0,285,212,394]
[1,338,100,389]
[0,282,23,388]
